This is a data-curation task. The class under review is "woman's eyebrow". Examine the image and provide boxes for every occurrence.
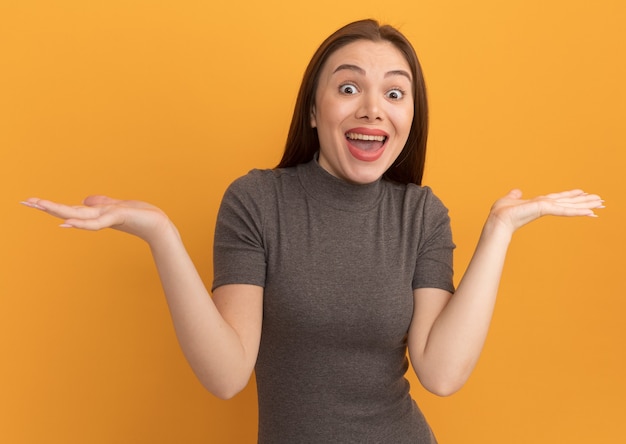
[333,64,411,81]
[386,69,412,82]
[333,64,366,75]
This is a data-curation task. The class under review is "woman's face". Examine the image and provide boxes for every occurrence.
[311,39,414,184]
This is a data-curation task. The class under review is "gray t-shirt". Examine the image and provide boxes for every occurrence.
[212,158,455,443]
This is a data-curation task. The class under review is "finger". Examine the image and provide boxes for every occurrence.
[552,207,598,217]
[543,189,586,200]
[62,212,123,231]
[23,198,102,221]
[554,194,604,207]
[558,200,604,210]
[538,200,600,218]
[21,198,47,210]
[21,198,65,213]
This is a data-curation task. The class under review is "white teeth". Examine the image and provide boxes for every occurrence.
[346,132,386,142]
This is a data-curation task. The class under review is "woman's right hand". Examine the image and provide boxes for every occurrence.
[21,195,174,244]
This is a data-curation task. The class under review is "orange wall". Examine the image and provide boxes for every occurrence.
[2,1,624,442]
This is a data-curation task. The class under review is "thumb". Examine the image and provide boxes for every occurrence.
[83,195,120,207]
[506,189,523,200]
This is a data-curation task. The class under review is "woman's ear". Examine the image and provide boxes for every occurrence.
[310,105,317,128]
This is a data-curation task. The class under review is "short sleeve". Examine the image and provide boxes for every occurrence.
[211,172,268,292]
[412,188,455,293]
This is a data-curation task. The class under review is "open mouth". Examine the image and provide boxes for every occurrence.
[345,132,387,151]
[345,131,388,162]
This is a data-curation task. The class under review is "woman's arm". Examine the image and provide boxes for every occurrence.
[22,195,263,399]
[148,227,263,399]
[408,189,604,396]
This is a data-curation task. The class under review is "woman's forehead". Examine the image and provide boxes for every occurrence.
[322,40,411,77]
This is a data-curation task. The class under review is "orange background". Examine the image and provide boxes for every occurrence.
[1,1,624,442]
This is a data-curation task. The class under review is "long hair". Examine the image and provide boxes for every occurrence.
[276,19,429,185]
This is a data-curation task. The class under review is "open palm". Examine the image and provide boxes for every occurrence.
[488,189,603,233]
[22,195,173,243]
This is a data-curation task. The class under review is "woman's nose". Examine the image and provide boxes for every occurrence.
[356,93,383,121]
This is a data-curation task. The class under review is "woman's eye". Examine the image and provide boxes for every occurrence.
[339,84,359,95]
[386,89,405,100]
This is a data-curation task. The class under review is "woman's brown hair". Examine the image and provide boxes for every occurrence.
[276,19,429,185]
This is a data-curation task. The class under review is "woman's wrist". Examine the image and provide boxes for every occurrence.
[481,212,515,245]
[144,217,181,249]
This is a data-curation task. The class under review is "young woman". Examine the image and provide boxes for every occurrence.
[22,19,603,443]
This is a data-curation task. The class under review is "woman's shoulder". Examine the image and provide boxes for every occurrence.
[387,180,448,210]
[222,166,300,208]
[228,166,298,191]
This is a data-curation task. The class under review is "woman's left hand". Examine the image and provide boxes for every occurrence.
[488,189,604,234]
